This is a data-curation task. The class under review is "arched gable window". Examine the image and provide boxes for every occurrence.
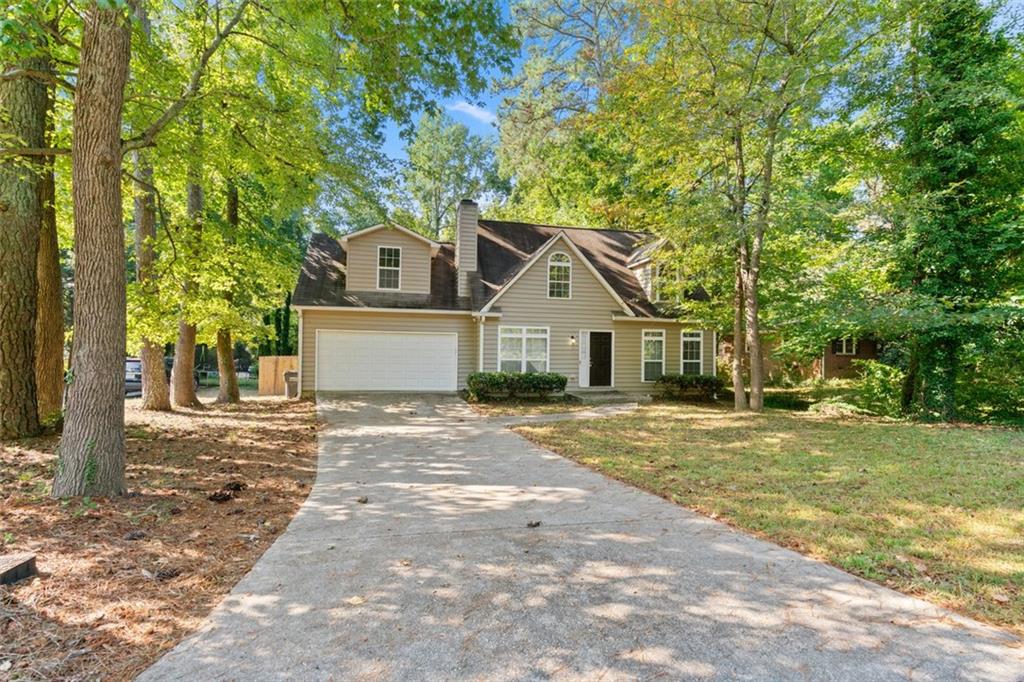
[547,252,571,298]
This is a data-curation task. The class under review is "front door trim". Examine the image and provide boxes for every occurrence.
[579,329,615,388]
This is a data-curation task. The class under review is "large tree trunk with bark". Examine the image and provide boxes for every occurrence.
[35,93,65,422]
[52,6,131,497]
[216,180,240,403]
[731,258,748,411]
[134,158,171,410]
[171,135,203,408]
[0,55,48,439]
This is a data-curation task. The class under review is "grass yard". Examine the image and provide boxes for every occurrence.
[515,403,1024,635]
[0,397,319,680]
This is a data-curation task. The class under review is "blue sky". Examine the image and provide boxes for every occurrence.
[379,0,516,161]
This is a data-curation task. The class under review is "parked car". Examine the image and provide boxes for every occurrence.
[125,357,198,397]
[125,358,143,397]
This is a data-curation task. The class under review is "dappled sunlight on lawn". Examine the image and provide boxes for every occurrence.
[516,403,1024,634]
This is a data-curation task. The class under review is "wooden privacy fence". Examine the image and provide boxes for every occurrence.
[258,355,298,396]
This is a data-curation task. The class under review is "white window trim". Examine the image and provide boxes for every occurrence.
[376,245,402,291]
[641,329,666,383]
[497,325,550,373]
[580,329,615,388]
[835,338,858,356]
[547,251,572,299]
[680,331,703,375]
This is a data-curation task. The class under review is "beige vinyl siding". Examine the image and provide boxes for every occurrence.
[345,228,431,294]
[481,242,629,388]
[298,309,476,394]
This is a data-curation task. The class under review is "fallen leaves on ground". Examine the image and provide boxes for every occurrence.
[0,396,319,681]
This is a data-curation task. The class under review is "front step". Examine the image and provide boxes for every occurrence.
[566,390,652,405]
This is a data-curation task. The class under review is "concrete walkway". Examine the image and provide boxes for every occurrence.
[141,395,1024,681]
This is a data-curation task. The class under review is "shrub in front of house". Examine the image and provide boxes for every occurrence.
[466,372,569,400]
[654,373,723,401]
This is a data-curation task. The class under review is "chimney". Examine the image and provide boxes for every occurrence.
[455,199,478,298]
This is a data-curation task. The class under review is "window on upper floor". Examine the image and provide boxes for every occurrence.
[548,252,571,298]
[377,246,401,290]
[833,338,857,355]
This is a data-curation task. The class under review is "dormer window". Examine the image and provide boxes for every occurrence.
[548,252,571,298]
[377,246,401,290]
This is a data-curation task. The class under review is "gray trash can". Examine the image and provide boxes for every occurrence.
[283,370,299,398]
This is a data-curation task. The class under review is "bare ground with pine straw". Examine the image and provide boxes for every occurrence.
[0,395,319,681]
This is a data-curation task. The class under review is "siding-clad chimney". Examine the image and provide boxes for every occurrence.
[455,199,478,298]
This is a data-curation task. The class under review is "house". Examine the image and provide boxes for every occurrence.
[813,337,882,379]
[291,200,716,394]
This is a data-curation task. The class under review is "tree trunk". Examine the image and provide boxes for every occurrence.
[134,159,171,410]
[52,6,131,497]
[0,55,48,439]
[215,329,240,403]
[35,84,65,423]
[132,3,171,412]
[216,179,240,403]
[743,265,764,412]
[171,131,203,408]
[731,257,748,411]
[917,335,959,421]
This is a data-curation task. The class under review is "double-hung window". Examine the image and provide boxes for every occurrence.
[548,252,571,298]
[833,338,857,355]
[499,327,549,373]
[377,246,401,290]
[681,331,703,375]
[642,329,665,382]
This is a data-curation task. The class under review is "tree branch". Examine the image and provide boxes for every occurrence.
[121,0,251,154]
[1,147,70,157]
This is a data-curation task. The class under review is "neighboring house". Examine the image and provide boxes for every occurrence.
[292,200,715,394]
[813,337,881,380]
[717,335,882,382]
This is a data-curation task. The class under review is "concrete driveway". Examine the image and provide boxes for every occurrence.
[141,394,1024,681]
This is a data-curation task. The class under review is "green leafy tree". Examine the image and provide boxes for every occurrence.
[395,111,505,238]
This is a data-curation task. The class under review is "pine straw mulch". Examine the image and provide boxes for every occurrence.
[0,396,320,681]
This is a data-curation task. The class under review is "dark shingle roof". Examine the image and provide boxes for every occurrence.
[294,222,701,316]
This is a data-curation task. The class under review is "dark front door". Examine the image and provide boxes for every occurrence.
[589,332,612,387]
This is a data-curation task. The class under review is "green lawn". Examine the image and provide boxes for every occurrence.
[466,396,592,417]
[515,403,1024,635]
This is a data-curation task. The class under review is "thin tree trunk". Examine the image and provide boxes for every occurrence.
[53,5,131,496]
[743,265,764,411]
[731,256,748,411]
[0,55,48,439]
[35,83,65,423]
[134,157,171,410]
[171,122,203,407]
[132,3,171,412]
[215,330,240,403]
[900,342,919,414]
[216,179,240,403]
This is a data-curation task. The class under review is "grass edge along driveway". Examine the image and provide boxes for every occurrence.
[514,403,1024,636]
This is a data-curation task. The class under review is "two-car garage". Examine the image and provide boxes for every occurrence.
[314,329,459,392]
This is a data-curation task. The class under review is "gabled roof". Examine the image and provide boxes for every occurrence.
[294,219,703,317]
[479,231,635,316]
[340,222,441,255]
[476,220,662,317]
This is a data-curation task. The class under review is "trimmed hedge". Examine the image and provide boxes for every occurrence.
[466,371,568,400]
[654,373,723,401]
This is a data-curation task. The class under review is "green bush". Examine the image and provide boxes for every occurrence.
[851,360,904,417]
[654,373,724,401]
[466,372,568,400]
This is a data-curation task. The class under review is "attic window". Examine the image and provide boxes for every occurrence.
[377,246,401,290]
[548,252,571,299]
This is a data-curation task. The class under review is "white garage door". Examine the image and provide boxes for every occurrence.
[316,330,458,392]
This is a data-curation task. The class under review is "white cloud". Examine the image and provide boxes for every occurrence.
[446,101,497,125]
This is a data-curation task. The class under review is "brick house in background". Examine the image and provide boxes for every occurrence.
[717,335,882,381]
